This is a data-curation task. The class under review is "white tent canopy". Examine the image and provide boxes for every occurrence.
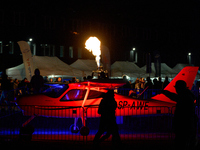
[7,57,196,81]
[173,63,190,73]
[141,63,179,78]
[70,59,103,77]
[173,63,200,79]
[7,56,83,80]
[111,61,145,78]
[6,63,26,80]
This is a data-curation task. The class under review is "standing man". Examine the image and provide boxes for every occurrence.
[0,73,12,105]
[162,80,197,149]
[93,89,121,146]
[30,69,44,94]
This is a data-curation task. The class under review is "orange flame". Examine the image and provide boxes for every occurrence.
[85,37,101,68]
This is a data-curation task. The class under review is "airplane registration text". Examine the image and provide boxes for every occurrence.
[118,101,149,110]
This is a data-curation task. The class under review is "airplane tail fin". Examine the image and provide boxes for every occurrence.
[18,41,35,81]
[152,66,199,103]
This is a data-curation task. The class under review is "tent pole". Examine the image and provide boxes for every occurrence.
[62,72,63,82]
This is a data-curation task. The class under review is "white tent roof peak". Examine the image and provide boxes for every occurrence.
[6,56,83,80]
[141,62,179,78]
[70,59,101,71]
[70,59,103,77]
[173,63,190,72]
[111,61,145,77]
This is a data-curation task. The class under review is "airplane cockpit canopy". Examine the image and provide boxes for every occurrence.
[42,84,69,98]
[60,89,104,101]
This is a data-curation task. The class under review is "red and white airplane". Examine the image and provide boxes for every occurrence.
[16,66,199,134]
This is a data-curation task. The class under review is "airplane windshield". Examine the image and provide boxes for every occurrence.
[42,84,69,98]
[61,89,87,101]
[60,89,104,101]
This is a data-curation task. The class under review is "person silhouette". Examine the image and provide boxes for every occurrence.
[0,73,12,105]
[162,80,197,149]
[144,76,153,99]
[30,69,44,94]
[162,76,170,89]
[93,89,121,146]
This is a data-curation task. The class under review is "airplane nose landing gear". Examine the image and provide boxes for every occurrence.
[70,124,79,133]
[70,117,80,133]
[70,117,90,135]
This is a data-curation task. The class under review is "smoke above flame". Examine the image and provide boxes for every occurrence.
[85,37,101,68]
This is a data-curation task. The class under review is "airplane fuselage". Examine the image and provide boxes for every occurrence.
[17,84,175,118]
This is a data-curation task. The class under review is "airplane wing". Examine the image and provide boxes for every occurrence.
[73,79,127,88]
[152,66,199,103]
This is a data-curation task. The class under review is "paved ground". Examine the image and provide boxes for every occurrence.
[1,106,200,149]
[1,139,200,150]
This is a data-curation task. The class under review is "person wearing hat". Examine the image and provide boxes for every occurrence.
[162,80,197,149]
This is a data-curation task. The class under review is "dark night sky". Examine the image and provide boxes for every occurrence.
[1,0,200,67]
[3,1,196,23]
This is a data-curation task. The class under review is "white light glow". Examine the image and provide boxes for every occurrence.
[124,75,130,80]
[85,37,101,68]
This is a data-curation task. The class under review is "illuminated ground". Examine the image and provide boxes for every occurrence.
[0,109,200,150]
[0,107,174,141]
[0,105,199,150]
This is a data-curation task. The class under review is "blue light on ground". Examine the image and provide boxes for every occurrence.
[0,129,95,136]
[0,106,176,141]
[0,128,171,136]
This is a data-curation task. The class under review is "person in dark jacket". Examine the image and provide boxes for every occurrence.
[144,77,153,99]
[30,69,44,94]
[0,73,12,104]
[162,80,197,149]
[93,89,121,146]
[162,76,170,89]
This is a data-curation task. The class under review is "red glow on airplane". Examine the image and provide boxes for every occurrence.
[16,66,199,134]
[152,66,199,104]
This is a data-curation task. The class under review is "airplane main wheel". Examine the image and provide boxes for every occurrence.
[80,126,90,136]
[70,124,79,133]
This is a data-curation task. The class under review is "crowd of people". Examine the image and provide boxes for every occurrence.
[0,68,184,105]
[0,69,81,105]
[121,76,171,99]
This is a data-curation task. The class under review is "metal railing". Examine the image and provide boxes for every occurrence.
[0,87,199,142]
[0,105,181,142]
